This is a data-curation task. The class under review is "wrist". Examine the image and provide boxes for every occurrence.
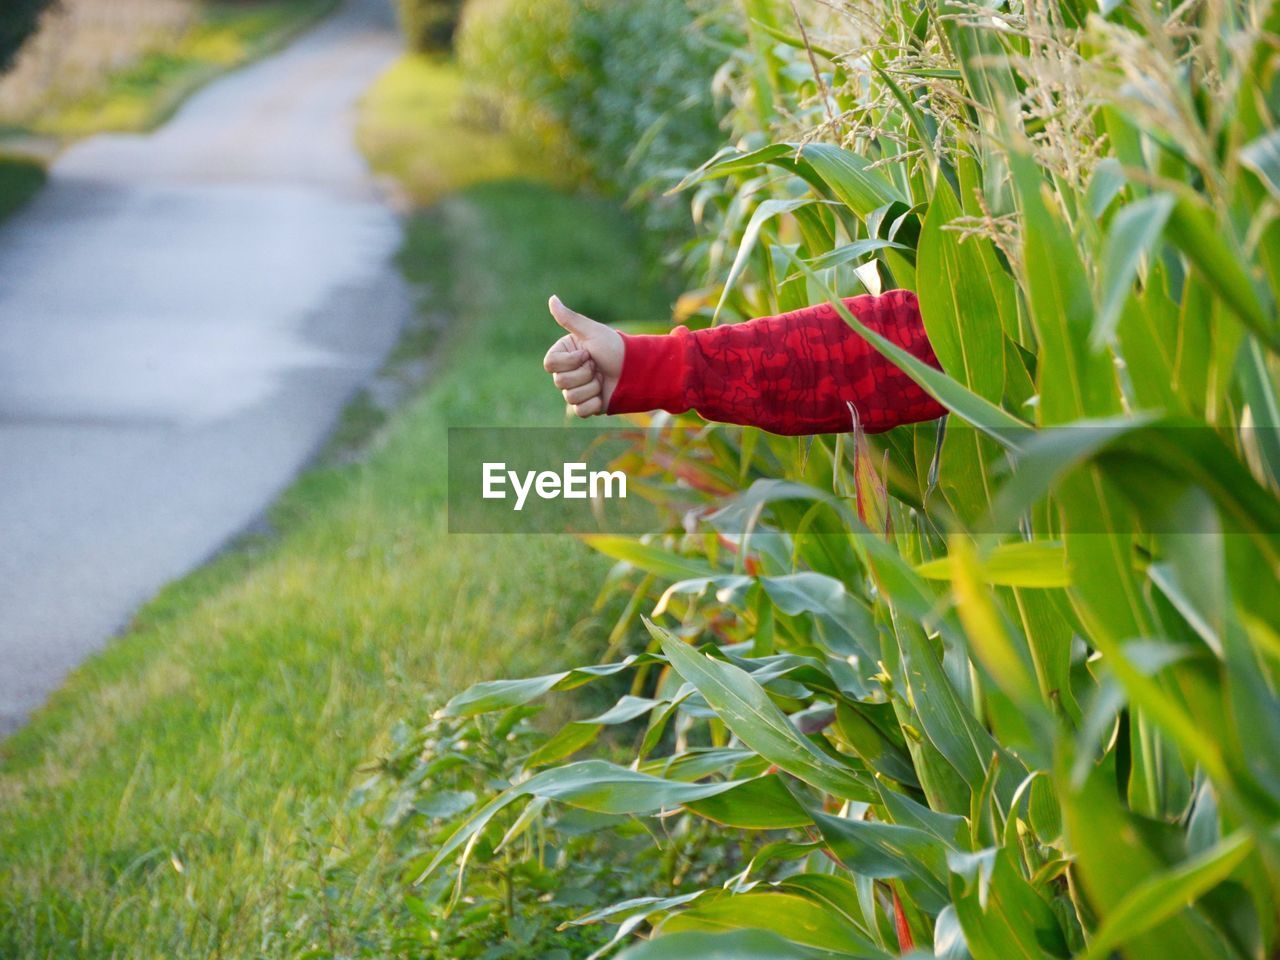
[606,329,692,415]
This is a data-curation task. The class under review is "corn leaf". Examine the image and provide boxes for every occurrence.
[615,929,858,960]
[799,142,908,214]
[652,619,876,801]
[914,540,1070,588]
[1093,193,1174,347]
[659,890,884,956]
[1079,830,1255,960]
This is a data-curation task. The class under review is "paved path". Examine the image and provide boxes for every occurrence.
[0,0,409,734]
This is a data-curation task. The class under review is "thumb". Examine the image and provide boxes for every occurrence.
[549,295,599,340]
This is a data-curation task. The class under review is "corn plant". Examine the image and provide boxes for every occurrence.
[415,0,1280,956]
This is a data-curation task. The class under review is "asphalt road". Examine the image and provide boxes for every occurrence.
[0,0,410,734]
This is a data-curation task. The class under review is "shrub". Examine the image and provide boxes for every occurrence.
[456,0,729,244]
[0,0,54,73]
[359,706,715,958]
[416,0,1280,956]
[396,0,466,52]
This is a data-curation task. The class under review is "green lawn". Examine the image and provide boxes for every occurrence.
[0,153,45,220]
[0,60,672,958]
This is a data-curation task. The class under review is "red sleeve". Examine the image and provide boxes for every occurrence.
[606,290,947,436]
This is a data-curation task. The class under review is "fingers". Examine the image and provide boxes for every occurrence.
[552,364,595,390]
[543,335,590,373]
[548,294,598,339]
[569,395,603,418]
[561,380,601,405]
[543,318,605,418]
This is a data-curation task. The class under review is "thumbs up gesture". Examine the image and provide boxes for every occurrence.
[543,295,624,418]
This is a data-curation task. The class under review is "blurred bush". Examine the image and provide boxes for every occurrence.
[0,0,55,73]
[456,0,728,245]
[0,0,194,124]
[396,0,465,52]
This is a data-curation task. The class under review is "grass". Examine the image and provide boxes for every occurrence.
[357,55,540,205]
[0,56,672,960]
[25,0,339,137]
[0,153,45,220]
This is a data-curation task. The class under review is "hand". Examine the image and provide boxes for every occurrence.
[542,295,625,418]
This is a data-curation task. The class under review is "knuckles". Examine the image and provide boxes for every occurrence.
[552,368,592,389]
[546,337,603,418]
[561,380,602,404]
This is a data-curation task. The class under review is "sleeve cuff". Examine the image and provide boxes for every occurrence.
[606,329,692,415]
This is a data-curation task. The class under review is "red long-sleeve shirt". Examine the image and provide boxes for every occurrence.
[606,289,946,436]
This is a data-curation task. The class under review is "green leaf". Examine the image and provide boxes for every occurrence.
[655,576,755,618]
[673,143,798,192]
[1165,193,1274,348]
[872,61,939,169]
[914,540,1070,588]
[417,760,790,887]
[799,142,908,214]
[1080,831,1255,960]
[414,789,520,890]
[804,238,907,272]
[917,179,1011,519]
[1086,157,1126,218]
[684,774,813,829]
[750,19,839,61]
[933,905,969,960]
[983,415,1280,570]
[877,782,969,848]
[894,615,1022,796]
[584,695,663,725]
[810,809,952,913]
[444,656,658,716]
[523,721,602,768]
[660,890,885,956]
[758,572,876,643]
[917,179,1007,403]
[836,703,920,787]
[1093,194,1174,347]
[1238,337,1280,488]
[776,874,870,931]
[948,537,1043,709]
[526,761,762,815]
[1058,754,1242,960]
[1009,149,1120,423]
[567,892,704,929]
[652,619,875,801]
[949,846,1067,960]
[641,746,753,782]
[1115,259,1184,413]
[1013,587,1082,723]
[715,198,820,322]
[983,415,1152,533]
[1241,128,1280,201]
[615,929,847,960]
[581,536,718,580]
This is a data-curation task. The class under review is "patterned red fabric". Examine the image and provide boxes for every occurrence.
[607,289,947,436]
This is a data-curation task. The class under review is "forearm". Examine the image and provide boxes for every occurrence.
[606,290,947,435]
